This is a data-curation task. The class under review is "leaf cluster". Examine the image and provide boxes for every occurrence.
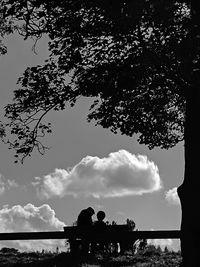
[1,0,200,161]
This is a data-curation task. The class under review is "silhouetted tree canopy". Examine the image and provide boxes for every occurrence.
[1,0,197,162]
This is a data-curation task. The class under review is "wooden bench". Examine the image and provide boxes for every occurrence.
[0,228,180,241]
[0,227,181,254]
[64,225,138,253]
[63,225,131,242]
[0,227,180,254]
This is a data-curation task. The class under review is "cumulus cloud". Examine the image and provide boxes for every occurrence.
[0,204,66,251]
[165,187,180,205]
[34,150,162,199]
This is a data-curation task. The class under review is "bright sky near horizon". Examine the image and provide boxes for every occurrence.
[0,35,184,252]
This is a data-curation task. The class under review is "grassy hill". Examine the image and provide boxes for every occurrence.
[0,245,182,267]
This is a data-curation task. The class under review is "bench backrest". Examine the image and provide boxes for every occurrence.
[63,225,133,242]
[64,224,130,233]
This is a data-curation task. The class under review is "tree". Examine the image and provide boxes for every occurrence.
[1,0,199,265]
[0,0,13,140]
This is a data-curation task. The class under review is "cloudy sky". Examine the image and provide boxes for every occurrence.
[0,34,184,252]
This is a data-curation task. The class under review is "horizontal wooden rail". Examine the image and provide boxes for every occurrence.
[0,230,181,241]
[0,231,65,241]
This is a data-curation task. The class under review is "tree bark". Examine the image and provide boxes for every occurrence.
[177,2,200,265]
[177,87,200,267]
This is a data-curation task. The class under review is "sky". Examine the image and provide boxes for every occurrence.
[0,34,184,252]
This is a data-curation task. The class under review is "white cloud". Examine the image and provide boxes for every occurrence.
[0,174,5,195]
[165,187,180,205]
[0,204,66,251]
[34,150,162,199]
[0,174,18,195]
[7,179,18,188]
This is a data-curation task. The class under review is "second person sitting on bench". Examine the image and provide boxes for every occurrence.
[92,211,107,253]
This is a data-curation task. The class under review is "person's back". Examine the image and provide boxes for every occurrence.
[77,208,93,227]
[92,211,107,253]
[76,207,95,254]
[94,211,106,229]
[94,219,106,228]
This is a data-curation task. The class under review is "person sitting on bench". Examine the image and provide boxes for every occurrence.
[77,207,95,227]
[76,207,95,254]
[92,211,107,253]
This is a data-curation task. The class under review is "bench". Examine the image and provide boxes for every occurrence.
[64,225,131,242]
[64,225,137,253]
[0,228,181,254]
[0,229,180,241]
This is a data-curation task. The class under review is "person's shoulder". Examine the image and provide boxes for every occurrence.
[79,209,87,215]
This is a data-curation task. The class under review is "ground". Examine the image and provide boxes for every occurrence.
[0,245,182,267]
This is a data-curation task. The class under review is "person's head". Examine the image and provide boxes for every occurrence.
[87,207,95,216]
[97,211,106,221]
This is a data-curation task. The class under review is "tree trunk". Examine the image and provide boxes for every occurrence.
[177,2,200,265]
[177,87,200,266]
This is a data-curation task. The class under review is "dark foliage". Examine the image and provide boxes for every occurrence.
[1,0,196,162]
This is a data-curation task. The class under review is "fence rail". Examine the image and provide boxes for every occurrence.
[0,230,181,241]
